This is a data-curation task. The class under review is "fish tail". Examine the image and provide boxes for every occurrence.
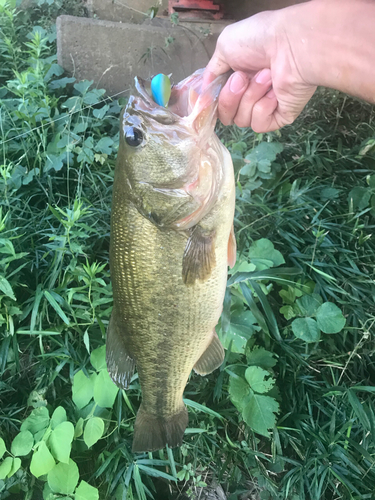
[132,404,188,453]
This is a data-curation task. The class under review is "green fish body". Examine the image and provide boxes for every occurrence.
[107,69,236,452]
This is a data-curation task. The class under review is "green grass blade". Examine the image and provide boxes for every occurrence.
[166,446,177,479]
[252,281,281,341]
[183,399,224,420]
[44,290,70,325]
[30,284,44,333]
[239,282,269,336]
[15,330,62,335]
[137,464,176,482]
[347,389,371,431]
[133,465,147,500]
[227,267,302,286]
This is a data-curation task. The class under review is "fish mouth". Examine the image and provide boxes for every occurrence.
[129,80,177,125]
[132,69,230,123]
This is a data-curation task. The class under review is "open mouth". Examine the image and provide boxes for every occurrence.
[134,70,206,119]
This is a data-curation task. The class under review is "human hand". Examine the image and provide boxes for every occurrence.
[203,9,317,132]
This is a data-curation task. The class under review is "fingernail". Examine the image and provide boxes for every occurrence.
[229,72,247,94]
[267,89,276,99]
[255,69,272,86]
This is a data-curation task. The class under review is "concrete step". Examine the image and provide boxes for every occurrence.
[86,0,306,25]
[86,0,169,25]
[56,15,230,95]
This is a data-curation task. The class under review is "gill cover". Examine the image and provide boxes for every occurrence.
[119,69,230,230]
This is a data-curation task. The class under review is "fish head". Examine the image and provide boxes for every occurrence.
[119,80,194,190]
[117,69,230,229]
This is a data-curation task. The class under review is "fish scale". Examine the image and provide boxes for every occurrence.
[111,198,228,412]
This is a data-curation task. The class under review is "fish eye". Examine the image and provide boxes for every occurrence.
[125,127,144,147]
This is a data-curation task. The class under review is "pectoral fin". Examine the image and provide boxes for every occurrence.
[106,313,135,390]
[193,331,224,375]
[182,226,216,285]
[228,224,237,268]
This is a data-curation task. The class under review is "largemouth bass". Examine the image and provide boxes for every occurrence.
[106,69,236,452]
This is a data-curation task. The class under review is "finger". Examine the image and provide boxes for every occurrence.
[202,50,231,89]
[233,69,272,128]
[251,83,317,132]
[216,72,250,126]
[250,90,281,133]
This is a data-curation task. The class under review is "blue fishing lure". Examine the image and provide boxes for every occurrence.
[151,74,171,108]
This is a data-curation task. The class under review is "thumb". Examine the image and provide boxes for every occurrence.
[202,50,231,89]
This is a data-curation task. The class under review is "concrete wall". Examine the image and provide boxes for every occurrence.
[57,0,309,95]
[57,15,215,94]
[87,0,169,24]
[87,0,308,23]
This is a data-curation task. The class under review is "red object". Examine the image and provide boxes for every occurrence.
[169,0,224,20]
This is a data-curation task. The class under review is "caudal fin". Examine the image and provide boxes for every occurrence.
[132,405,188,453]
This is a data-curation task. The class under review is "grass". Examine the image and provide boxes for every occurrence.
[0,2,375,500]
[217,91,375,499]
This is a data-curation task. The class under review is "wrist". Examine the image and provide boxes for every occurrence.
[275,0,375,102]
[270,2,326,87]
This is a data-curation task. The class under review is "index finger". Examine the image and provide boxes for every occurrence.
[202,50,231,90]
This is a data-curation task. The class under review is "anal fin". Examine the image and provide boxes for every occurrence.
[193,330,224,375]
[182,225,216,285]
[106,313,135,390]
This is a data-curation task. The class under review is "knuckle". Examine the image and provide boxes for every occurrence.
[251,122,266,134]
[218,94,238,116]
[218,106,234,126]
[219,98,232,112]
[217,26,230,51]
[282,113,296,126]
[240,92,256,108]
[278,73,302,93]
[234,115,251,128]
[220,25,231,41]
[220,115,233,126]
[252,100,268,115]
